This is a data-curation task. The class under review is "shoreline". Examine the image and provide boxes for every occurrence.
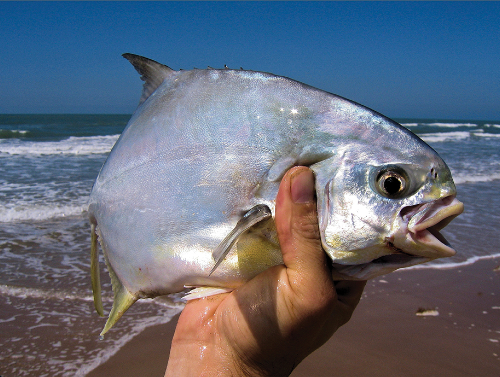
[86,257,500,376]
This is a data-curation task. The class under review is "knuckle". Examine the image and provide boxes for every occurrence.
[292,211,320,241]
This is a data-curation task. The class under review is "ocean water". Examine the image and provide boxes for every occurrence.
[1,114,499,376]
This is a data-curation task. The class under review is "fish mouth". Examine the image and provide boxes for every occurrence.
[331,195,464,281]
[395,195,464,258]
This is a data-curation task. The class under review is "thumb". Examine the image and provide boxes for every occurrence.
[275,167,333,292]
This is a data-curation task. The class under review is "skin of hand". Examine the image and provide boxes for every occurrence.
[165,166,366,377]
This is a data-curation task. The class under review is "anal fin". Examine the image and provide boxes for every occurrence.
[90,222,104,317]
[100,259,137,337]
[209,204,272,276]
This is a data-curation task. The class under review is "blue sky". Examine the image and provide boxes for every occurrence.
[1,1,498,120]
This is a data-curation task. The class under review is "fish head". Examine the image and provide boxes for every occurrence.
[311,139,464,280]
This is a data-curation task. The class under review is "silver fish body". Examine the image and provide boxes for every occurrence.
[89,54,463,335]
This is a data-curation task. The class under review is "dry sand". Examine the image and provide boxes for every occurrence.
[87,258,500,376]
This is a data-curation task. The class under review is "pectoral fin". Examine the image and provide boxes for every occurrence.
[183,286,234,301]
[209,204,272,276]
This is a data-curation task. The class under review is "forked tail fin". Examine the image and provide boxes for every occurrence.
[90,221,104,317]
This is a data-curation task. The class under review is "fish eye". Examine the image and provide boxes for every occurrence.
[376,168,407,198]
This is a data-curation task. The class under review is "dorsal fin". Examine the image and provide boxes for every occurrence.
[122,53,175,106]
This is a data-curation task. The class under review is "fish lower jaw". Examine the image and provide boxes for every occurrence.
[411,227,455,257]
[395,195,464,259]
[390,225,455,260]
[382,239,431,265]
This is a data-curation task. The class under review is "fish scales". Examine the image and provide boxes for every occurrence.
[89,54,463,335]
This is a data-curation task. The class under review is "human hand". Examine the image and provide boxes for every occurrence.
[165,166,366,377]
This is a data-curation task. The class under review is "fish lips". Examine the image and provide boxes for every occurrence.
[393,195,464,259]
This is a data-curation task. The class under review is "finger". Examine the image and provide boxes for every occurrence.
[275,167,333,295]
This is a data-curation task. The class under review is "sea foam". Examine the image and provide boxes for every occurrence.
[408,253,500,271]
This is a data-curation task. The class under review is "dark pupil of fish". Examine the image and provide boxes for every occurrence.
[384,176,401,194]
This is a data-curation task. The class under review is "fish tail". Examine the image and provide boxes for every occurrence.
[90,220,104,317]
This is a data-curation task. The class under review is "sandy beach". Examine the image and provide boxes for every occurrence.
[87,257,500,377]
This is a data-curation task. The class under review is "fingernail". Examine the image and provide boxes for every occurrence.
[291,169,315,203]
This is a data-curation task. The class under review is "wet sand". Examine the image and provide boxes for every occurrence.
[87,258,500,376]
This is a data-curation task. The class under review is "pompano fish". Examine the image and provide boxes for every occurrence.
[89,54,464,336]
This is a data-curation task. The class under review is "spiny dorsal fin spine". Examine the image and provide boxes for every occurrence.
[122,53,175,107]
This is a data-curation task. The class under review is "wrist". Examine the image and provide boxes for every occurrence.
[165,338,292,377]
[164,338,245,377]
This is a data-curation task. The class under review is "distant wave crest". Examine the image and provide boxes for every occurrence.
[420,131,500,143]
[420,131,470,143]
[0,135,119,156]
[425,122,478,128]
[0,204,88,223]
[0,129,30,139]
[453,172,500,185]
[401,122,497,128]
